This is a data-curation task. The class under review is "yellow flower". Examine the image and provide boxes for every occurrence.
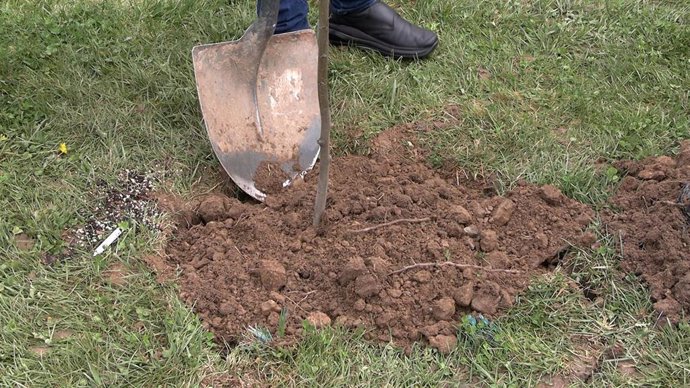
[59,143,68,154]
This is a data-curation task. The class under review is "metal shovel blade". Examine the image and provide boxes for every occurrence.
[192,30,320,201]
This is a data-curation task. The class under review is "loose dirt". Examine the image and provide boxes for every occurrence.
[603,140,690,322]
[254,161,290,195]
[157,127,595,352]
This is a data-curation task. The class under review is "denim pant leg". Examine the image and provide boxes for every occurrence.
[259,0,377,34]
[257,0,309,34]
[330,0,375,15]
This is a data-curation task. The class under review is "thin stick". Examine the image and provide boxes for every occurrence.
[388,261,523,276]
[349,217,432,233]
[312,0,331,227]
[658,200,687,208]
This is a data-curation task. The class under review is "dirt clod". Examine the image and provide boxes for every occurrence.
[197,195,228,223]
[339,256,366,285]
[14,233,35,251]
[471,285,500,315]
[257,260,286,291]
[354,274,382,298]
[539,185,563,206]
[260,300,280,315]
[413,270,432,283]
[492,199,515,226]
[306,311,331,328]
[450,205,473,224]
[480,230,499,252]
[428,334,457,354]
[432,297,456,321]
[454,282,474,307]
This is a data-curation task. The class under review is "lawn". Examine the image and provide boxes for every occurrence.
[1,0,689,386]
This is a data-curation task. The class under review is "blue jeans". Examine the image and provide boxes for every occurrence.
[259,0,376,34]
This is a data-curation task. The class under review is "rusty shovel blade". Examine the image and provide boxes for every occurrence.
[192,29,320,201]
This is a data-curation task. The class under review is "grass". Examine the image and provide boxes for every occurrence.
[1,0,689,386]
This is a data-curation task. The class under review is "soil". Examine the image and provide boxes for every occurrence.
[254,161,290,195]
[156,126,595,352]
[149,121,689,351]
[603,140,690,322]
[103,262,128,286]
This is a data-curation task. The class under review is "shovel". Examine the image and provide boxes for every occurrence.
[192,0,320,201]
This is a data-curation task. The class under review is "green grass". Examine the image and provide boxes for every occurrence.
[1,0,689,386]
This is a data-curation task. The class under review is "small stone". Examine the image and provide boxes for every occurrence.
[453,282,474,307]
[354,274,382,298]
[260,300,280,315]
[539,185,563,206]
[306,311,331,328]
[463,225,479,237]
[480,230,499,252]
[413,270,432,283]
[432,297,456,321]
[338,256,366,285]
[428,335,457,355]
[258,260,287,291]
[492,199,515,226]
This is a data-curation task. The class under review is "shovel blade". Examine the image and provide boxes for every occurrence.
[192,30,320,201]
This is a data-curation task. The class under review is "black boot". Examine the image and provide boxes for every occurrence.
[329,1,438,59]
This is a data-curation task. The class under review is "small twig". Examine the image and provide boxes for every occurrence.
[233,245,249,261]
[284,295,307,313]
[297,290,316,305]
[658,200,687,208]
[349,217,431,233]
[388,261,522,276]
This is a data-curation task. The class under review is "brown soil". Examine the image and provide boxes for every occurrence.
[603,140,690,322]
[103,262,128,286]
[156,127,595,352]
[254,161,290,195]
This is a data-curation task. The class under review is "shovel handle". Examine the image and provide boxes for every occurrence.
[252,0,281,39]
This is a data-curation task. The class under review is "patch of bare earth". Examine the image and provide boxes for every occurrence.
[153,126,594,352]
[103,262,128,286]
[604,140,690,323]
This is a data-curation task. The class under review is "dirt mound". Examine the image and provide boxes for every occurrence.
[604,141,690,322]
[157,128,594,351]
